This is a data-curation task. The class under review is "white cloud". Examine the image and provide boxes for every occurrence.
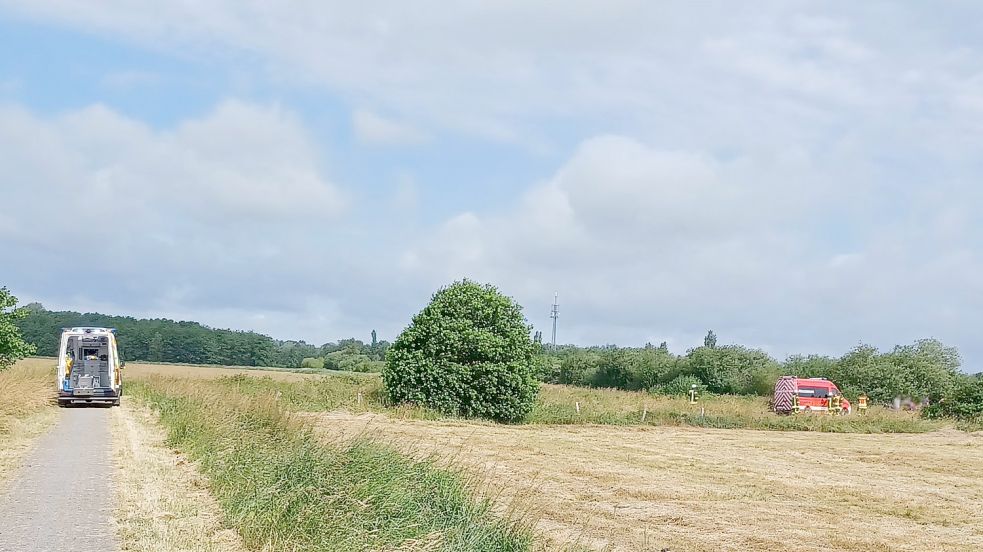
[12,1,983,150]
[0,100,355,330]
[0,2,961,154]
[352,109,428,146]
[3,2,983,365]
[0,100,345,232]
[402,134,983,362]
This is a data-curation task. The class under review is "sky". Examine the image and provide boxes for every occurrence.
[1,2,982,368]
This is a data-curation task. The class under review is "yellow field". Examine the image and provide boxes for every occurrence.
[124,361,324,382]
[0,358,60,483]
[310,411,983,552]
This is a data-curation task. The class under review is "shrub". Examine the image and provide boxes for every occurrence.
[630,348,678,390]
[590,348,678,391]
[323,350,385,373]
[592,348,637,389]
[300,357,324,369]
[783,354,837,379]
[383,280,540,423]
[684,345,779,395]
[653,374,707,396]
[531,354,561,383]
[558,351,602,387]
[923,376,983,422]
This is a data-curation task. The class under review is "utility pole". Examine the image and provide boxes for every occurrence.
[550,292,559,351]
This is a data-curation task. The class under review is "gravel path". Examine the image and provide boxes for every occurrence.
[0,407,118,552]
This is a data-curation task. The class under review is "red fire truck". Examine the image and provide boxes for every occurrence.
[774,376,851,414]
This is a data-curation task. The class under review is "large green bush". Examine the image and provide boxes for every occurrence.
[383,280,539,422]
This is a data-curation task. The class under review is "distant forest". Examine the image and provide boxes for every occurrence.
[16,303,389,370]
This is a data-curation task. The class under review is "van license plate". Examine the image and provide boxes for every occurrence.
[73,388,94,396]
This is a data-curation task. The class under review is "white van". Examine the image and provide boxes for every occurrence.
[57,327,123,406]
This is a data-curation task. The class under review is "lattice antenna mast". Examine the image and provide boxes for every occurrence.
[550,292,559,351]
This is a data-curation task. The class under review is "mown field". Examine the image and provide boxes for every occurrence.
[122,362,983,552]
[126,362,947,433]
[313,412,983,551]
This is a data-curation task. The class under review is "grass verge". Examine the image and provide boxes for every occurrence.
[110,401,247,552]
[0,358,60,483]
[195,371,947,433]
[130,376,534,552]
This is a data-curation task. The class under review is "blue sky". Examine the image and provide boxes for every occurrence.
[2,2,982,369]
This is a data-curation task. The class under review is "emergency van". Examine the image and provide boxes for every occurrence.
[774,376,851,414]
[56,327,123,406]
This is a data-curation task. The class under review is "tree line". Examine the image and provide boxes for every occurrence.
[537,330,972,405]
[15,304,389,369]
[4,288,981,423]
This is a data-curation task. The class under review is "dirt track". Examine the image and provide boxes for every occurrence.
[310,412,983,552]
[0,408,118,552]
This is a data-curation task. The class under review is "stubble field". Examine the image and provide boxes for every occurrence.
[309,411,983,551]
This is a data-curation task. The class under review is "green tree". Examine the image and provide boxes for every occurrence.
[383,280,540,422]
[558,351,602,386]
[371,329,378,347]
[0,288,36,370]
[885,339,961,401]
[923,375,983,421]
[704,330,717,348]
[831,344,901,401]
[148,332,165,362]
[685,345,778,395]
[783,354,837,379]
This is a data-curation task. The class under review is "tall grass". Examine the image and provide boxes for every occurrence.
[196,373,947,433]
[531,384,945,433]
[130,377,533,552]
[0,359,57,433]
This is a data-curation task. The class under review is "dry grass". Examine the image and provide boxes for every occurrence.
[110,400,247,552]
[130,376,535,552]
[532,384,944,432]
[124,362,328,382]
[0,358,60,484]
[309,411,983,552]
